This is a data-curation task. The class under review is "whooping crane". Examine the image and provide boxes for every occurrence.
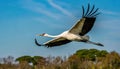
[35,4,104,47]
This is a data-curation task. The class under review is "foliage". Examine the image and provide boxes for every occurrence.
[75,49,108,61]
[16,55,32,63]
[0,49,120,69]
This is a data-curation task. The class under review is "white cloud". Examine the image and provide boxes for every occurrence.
[98,19,120,30]
[20,0,60,19]
[100,9,120,16]
[47,0,77,20]
[34,17,65,29]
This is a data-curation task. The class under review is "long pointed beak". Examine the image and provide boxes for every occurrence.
[36,34,42,36]
[36,33,45,36]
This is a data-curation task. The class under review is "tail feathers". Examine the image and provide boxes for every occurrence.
[35,38,42,46]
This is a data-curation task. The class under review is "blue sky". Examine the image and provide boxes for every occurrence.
[0,0,120,58]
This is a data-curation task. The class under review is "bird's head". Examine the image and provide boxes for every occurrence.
[37,33,48,36]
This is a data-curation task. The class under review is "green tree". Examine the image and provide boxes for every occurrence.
[74,49,108,61]
[16,55,33,63]
[16,55,46,69]
[15,56,33,69]
[33,56,46,65]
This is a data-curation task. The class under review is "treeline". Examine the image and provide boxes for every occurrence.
[0,49,120,69]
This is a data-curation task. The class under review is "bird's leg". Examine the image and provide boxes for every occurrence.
[86,40,104,46]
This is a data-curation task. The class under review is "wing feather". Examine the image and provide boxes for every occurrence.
[79,18,96,35]
[44,37,71,47]
[69,18,86,34]
[69,4,99,36]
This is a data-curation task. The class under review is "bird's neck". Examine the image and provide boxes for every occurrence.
[45,34,58,38]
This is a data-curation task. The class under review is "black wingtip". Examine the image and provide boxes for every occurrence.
[82,5,85,17]
[87,5,95,16]
[35,38,42,46]
[82,4,100,17]
[84,4,90,17]
[92,12,101,17]
[89,8,99,16]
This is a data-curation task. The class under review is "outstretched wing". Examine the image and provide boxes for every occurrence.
[35,37,71,47]
[69,4,99,36]
[44,37,71,47]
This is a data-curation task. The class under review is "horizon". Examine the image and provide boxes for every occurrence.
[0,0,120,58]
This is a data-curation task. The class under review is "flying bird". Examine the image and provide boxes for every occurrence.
[35,4,104,47]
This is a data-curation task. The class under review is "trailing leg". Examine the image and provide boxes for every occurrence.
[86,40,104,46]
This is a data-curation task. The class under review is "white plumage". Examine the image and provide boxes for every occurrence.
[35,4,103,47]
